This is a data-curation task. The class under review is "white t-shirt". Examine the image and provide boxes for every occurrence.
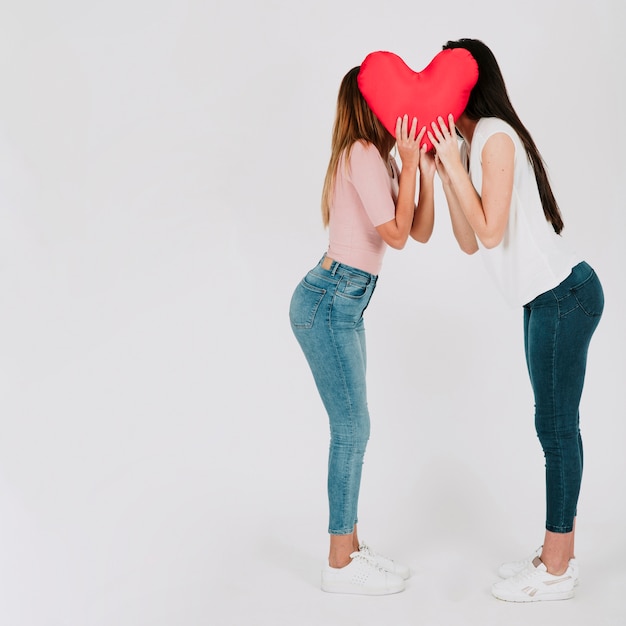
[463,117,581,307]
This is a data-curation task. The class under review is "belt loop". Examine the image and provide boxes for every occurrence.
[331,261,339,276]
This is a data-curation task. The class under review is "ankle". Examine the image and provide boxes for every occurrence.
[536,556,569,576]
[328,554,352,569]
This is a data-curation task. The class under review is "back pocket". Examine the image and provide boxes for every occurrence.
[571,271,604,318]
[289,279,326,329]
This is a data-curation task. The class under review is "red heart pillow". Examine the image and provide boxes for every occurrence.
[358,49,479,152]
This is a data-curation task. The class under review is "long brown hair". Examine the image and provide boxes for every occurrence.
[443,39,564,234]
[321,66,395,227]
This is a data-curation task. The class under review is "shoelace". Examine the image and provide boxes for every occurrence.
[350,550,387,573]
[359,543,376,557]
[359,543,392,562]
[509,564,541,584]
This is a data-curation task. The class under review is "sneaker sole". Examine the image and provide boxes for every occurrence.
[492,588,575,603]
[321,582,405,596]
[498,572,580,588]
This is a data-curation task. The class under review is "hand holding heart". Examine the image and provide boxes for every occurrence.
[428,113,462,173]
[395,114,426,171]
[358,49,478,152]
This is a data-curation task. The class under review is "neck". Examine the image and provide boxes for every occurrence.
[455,114,477,145]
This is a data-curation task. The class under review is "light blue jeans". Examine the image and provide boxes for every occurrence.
[290,256,377,535]
[524,261,604,533]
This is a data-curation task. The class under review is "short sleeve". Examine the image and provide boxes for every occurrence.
[346,142,396,227]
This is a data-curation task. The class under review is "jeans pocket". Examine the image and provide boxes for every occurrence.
[331,278,373,327]
[336,274,369,299]
[289,278,326,329]
[571,272,604,318]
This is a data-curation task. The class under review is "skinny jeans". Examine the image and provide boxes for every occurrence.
[523,261,604,533]
[289,257,377,535]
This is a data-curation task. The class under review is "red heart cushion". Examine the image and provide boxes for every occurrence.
[358,49,479,152]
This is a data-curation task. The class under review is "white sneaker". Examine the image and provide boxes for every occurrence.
[492,560,576,602]
[321,551,405,595]
[498,546,579,585]
[359,543,411,580]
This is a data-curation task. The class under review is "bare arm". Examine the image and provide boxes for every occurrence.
[410,147,435,243]
[437,156,478,253]
[376,115,425,249]
[429,114,514,250]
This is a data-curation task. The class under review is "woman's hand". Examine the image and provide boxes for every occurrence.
[427,114,461,171]
[375,115,425,250]
[396,114,426,171]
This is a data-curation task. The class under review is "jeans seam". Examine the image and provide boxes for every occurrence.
[329,326,355,536]
[552,304,566,530]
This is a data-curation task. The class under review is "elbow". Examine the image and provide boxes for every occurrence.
[389,239,407,250]
[479,233,503,250]
[461,244,478,255]
[410,222,435,244]
[387,234,409,250]
[411,231,432,244]
[453,231,479,254]
[458,237,479,254]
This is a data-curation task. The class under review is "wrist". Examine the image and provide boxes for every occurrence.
[400,163,419,175]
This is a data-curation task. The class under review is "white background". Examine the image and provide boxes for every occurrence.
[0,1,624,625]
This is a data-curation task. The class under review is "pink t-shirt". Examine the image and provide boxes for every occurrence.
[327,141,398,275]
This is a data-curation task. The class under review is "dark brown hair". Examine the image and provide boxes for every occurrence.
[443,39,564,234]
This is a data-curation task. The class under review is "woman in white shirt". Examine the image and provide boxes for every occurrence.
[428,38,604,603]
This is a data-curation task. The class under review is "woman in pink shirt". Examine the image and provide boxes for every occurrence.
[289,66,435,595]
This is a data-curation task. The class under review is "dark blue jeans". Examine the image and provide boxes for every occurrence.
[290,257,377,535]
[524,262,604,533]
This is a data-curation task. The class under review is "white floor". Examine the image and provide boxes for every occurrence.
[214,524,626,626]
[3,376,624,626]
